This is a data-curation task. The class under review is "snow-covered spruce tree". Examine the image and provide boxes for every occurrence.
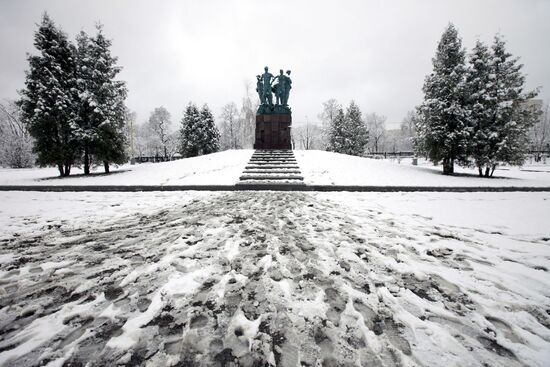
[180,102,202,157]
[75,31,95,174]
[343,101,369,156]
[327,107,346,153]
[465,40,496,176]
[18,13,79,176]
[466,35,538,177]
[199,104,220,154]
[76,25,128,174]
[415,23,470,174]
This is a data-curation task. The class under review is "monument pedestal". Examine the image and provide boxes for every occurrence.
[253,113,292,150]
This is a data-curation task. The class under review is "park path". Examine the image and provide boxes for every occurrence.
[0,192,549,366]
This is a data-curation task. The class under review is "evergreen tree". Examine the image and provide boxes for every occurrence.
[326,101,368,156]
[75,31,94,174]
[465,40,496,176]
[327,107,346,153]
[199,104,220,154]
[180,102,202,157]
[415,23,470,174]
[18,13,79,176]
[343,101,369,156]
[471,35,538,177]
[76,25,127,174]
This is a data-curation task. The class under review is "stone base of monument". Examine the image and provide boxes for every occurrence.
[253,113,292,150]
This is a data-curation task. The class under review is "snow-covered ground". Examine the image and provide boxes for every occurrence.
[0,150,251,186]
[2,150,550,187]
[1,191,549,366]
[296,150,550,187]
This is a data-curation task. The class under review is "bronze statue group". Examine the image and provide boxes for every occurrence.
[256,66,292,107]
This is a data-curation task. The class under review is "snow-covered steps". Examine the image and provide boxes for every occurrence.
[239,174,304,181]
[237,150,305,186]
[245,162,298,166]
[248,158,297,163]
[243,170,302,174]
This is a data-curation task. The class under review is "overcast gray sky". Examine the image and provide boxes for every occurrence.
[1,0,549,128]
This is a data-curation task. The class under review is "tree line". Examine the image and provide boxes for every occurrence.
[16,14,127,176]
[320,23,545,176]
[317,99,408,155]
[132,104,220,160]
[130,85,258,159]
[8,14,223,176]
[416,23,540,176]
[2,17,548,178]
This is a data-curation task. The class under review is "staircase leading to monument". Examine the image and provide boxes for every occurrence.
[237,150,304,186]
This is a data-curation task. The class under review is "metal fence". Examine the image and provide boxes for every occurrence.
[132,156,183,163]
[365,151,415,159]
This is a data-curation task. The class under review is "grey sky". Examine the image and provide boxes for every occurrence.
[1,0,549,128]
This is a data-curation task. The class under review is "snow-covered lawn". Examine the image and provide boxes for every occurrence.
[0,150,252,186]
[296,150,550,187]
[2,150,550,187]
[0,191,549,366]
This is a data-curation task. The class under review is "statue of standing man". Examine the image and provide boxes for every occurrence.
[283,70,292,106]
[256,75,263,104]
[261,66,274,106]
[273,69,286,106]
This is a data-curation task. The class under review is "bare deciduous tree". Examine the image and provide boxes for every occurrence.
[400,110,417,152]
[219,102,241,150]
[124,110,137,158]
[366,112,387,153]
[0,100,34,168]
[530,101,550,161]
[239,81,257,148]
[293,121,319,150]
[318,99,340,150]
[147,106,172,158]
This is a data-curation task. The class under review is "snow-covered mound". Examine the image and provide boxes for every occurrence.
[1,149,549,187]
[0,150,253,186]
[296,150,550,187]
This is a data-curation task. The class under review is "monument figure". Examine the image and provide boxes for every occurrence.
[283,70,292,106]
[255,75,264,104]
[273,69,287,106]
[254,65,293,150]
[261,66,274,107]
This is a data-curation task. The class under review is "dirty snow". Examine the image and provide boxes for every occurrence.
[0,191,549,366]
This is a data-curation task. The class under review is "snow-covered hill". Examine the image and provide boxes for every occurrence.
[1,149,549,187]
[0,150,252,186]
[297,150,550,187]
